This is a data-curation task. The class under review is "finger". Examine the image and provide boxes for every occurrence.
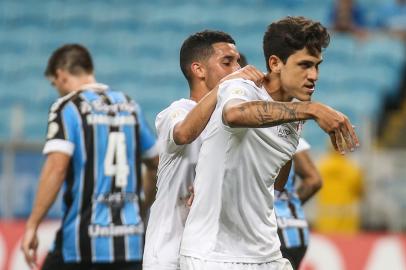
[346,120,360,148]
[329,132,339,152]
[340,124,355,152]
[243,67,264,87]
[335,131,345,154]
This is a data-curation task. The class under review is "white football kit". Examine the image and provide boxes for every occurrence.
[143,99,205,270]
[180,79,302,269]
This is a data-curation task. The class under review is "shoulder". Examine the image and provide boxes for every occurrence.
[49,91,81,113]
[157,99,194,119]
[218,78,258,98]
[155,99,194,130]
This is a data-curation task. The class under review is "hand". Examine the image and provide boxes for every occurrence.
[21,226,39,269]
[312,103,359,154]
[220,65,265,87]
[186,185,194,208]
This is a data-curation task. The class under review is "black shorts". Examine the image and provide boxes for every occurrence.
[41,250,142,270]
[280,245,307,270]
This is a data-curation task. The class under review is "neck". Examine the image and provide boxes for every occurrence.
[69,74,97,93]
[189,81,210,102]
[76,75,97,88]
[262,72,292,102]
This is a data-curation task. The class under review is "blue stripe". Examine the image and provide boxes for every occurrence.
[93,122,113,261]
[61,102,85,261]
[108,90,143,259]
[284,227,301,247]
[82,90,114,261]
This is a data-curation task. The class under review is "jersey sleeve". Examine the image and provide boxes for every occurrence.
[155,103,189,154]
[135,105,158,159]
[42,101,77,156]
[217,79,256,132]
[295,138,311,154]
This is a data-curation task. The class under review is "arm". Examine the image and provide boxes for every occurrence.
[294,150,323,204]
[173,65,265,145]
[173,88,218,145]
[223,100,359,154]
[141,155,159,213]
[274,160,292,191]
[21,152,70,268]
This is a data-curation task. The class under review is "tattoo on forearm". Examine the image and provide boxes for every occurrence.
[238,101,308,127]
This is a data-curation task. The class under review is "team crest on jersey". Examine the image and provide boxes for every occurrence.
[47,122,59,139]
[230,88,245,96]
[170,110,182,120]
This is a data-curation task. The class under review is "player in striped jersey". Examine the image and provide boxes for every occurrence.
[21,44,158,270]
[274,138,322,270]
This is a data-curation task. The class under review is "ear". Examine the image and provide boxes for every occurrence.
[55,68,68,83]
[268,55,283,74]
[190,62,205,79]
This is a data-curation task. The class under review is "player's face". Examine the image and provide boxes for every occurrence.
[204,42,240,90]
[280,47,322,101]
[49,70,76,96]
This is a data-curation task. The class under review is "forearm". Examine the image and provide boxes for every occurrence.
[224,101,316,128]
[294,150,322,204]
[173,88,218,145]
[141,156,158,211]
[297,182,321,204]
[142,168,157,210]
[27,168,65,229]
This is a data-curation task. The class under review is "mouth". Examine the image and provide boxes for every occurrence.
[304,84,315,94]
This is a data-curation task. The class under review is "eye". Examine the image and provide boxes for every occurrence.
[299,63,311,69]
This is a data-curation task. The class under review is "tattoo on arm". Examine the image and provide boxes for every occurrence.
[237,101,308,127]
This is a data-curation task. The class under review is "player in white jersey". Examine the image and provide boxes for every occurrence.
[143,30,264,270]
[180,16,359,270]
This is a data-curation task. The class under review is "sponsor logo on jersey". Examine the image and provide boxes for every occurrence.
[88,223,144,237]
[277,126,292,138]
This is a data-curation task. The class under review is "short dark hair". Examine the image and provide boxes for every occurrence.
[180,30,235,82]
[263,16,330,71]
[238,53,248,67]
[44,44,94,77]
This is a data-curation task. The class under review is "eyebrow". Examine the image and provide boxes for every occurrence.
[223,55,237,61]
[298,59,323,65]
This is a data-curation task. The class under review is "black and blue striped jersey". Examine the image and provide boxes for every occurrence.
[274,162,310,249]
[43,83,157,263]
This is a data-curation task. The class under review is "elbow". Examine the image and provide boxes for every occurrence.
[173,127,192,145]
[223,107,240,127]
[312,177,323,192]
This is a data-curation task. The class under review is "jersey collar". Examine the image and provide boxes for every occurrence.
[79,83,109,92]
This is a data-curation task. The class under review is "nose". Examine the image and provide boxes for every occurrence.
[308,67,318,82]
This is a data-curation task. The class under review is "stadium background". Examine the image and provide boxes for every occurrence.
[0,0,405,269]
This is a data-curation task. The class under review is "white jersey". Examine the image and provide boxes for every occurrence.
[144,99,204,270]
[180,79,303,264]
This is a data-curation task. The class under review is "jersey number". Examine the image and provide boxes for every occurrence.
[104,132,129,188]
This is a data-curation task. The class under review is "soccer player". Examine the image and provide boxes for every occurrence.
[21,44,159,270]
[179,16,359,270]
[275,138,322,270]
[143,30,264,270]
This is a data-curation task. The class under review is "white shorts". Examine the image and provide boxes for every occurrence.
[179,255,293,270]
